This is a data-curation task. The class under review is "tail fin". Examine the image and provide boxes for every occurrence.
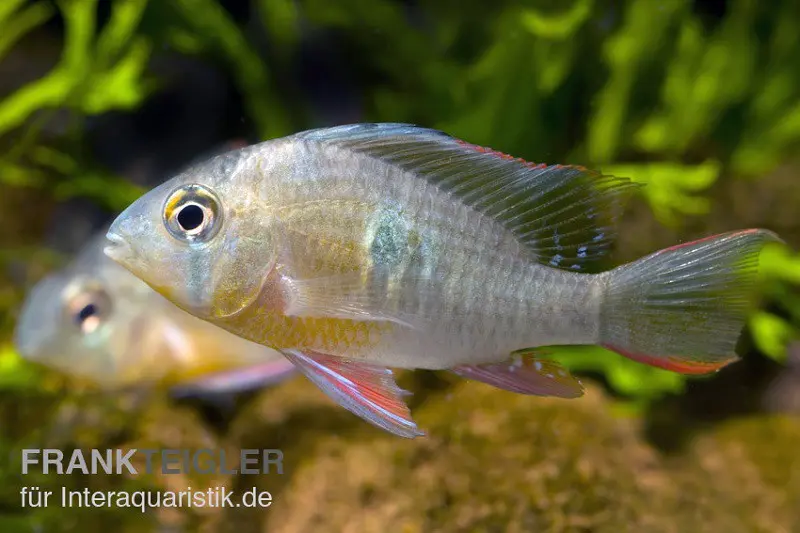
[600,229,782,374]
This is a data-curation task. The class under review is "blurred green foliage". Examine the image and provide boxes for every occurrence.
[0,0,798,400]
[751,244,800,362]
[0,343,41,390]
[0,0,149,209]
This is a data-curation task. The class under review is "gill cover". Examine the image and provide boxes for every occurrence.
[208,214,279,318]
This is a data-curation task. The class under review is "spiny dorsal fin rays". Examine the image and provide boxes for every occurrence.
[296,123,639,272]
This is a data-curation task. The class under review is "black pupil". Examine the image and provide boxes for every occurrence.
[177,204,205,231]
[77,303,97,323]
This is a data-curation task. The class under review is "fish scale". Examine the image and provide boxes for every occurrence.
[248,144,601,363]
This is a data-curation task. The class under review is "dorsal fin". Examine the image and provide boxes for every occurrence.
[296,123,639,272]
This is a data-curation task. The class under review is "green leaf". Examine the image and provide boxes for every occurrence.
[0,1,54,60]
[758,244,800,285]
[57,0,97,76]
[0,68,75,136]
[29,145,77,174]
[634,0,758,155]
[94,0,149,67]
[82,38,153,113]
[602,160,720,225]
[0,0,29,24]
[257,0,301,51]
[519,0,593,40]
[0,160,46,187]
[171,0,291,139]
[750,312,793,363]
[52,172,147,211]
[587,0,688,163]
[0,344,40,391]
[546,346,686,400]
[732,0,800,175]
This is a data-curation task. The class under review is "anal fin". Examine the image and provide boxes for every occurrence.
[452,349,584,399]
[281,349,423,438]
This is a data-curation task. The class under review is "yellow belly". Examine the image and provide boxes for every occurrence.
[217,304,391,356]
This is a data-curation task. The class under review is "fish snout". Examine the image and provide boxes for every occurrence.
[103,232,131,263]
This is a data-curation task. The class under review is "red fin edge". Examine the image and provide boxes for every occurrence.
[602,344,735,375]
[657,229,764,255]
[454,139,588,172]
[281,349,423,438]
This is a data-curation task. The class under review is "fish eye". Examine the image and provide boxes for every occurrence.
[66,288,111,335]
[163,184,222,243]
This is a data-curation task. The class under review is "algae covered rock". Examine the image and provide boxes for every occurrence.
[2,374,798,533]
[250,380,663,533]
[238,378,800,533]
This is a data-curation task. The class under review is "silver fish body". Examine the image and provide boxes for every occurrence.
[104,124,781,437]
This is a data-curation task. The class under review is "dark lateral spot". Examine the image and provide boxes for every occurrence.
[370,215,408,267]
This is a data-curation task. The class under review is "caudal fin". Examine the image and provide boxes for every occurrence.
[600,229,782,374]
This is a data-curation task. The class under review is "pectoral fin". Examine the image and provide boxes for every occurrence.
[280,272,430,331]
[451,349,584,398]
[281,349,424,438]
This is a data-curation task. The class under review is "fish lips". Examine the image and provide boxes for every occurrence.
[103,232,131,262]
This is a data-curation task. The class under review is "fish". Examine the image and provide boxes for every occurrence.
[14,231,297,395]
[103,123,782,438]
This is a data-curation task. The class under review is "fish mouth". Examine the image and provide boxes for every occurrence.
[104,232,131,262]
